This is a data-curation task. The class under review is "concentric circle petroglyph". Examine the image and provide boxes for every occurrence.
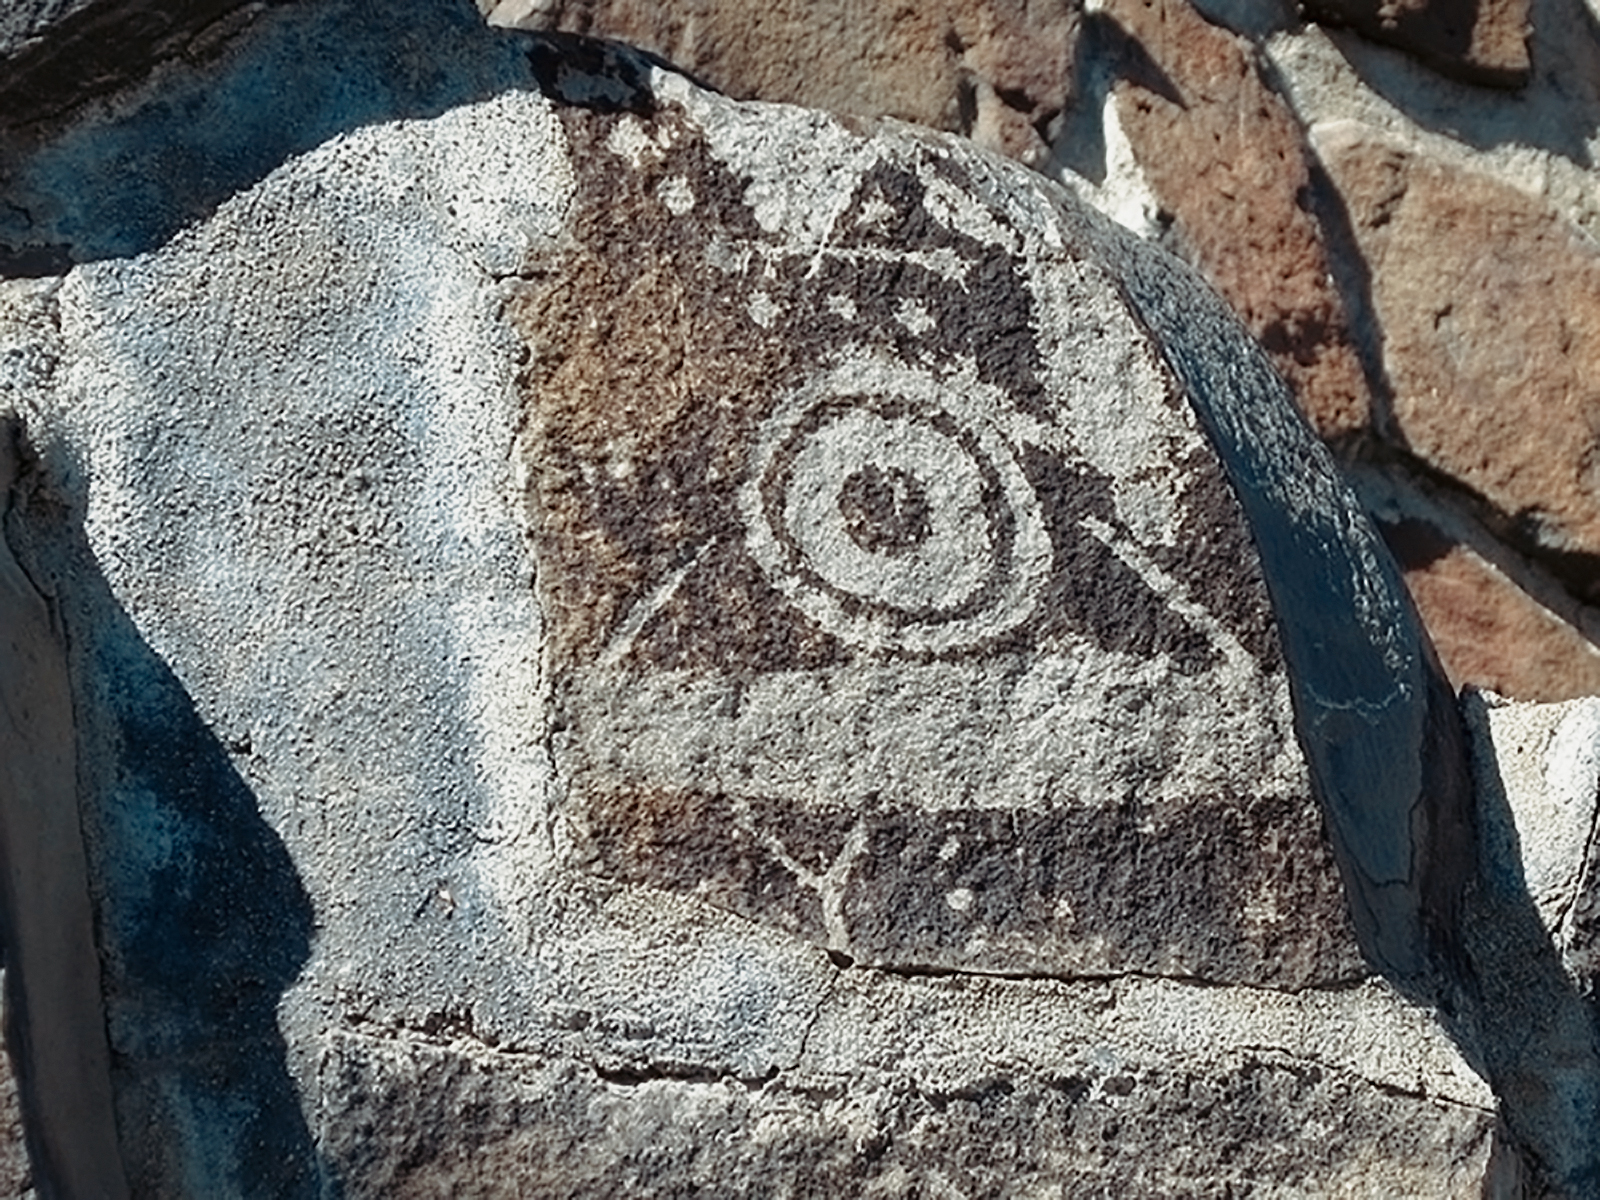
[741,358,1052,653]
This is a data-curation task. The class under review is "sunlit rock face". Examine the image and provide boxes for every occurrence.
[519,46,1362,987]
[0,3,1492,1195]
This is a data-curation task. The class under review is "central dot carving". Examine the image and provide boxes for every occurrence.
[838,464,932,556]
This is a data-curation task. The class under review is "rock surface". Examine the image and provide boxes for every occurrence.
[1102,0,1375,440]
[481,0,1081,166]
[318,973,1498,1197]
[465,0,1600,706]
[1459,690,1600,1193]
[0,404,124,1196]
[1316,123,1600,605]
[0,0,262,132]
[1299,0,1532,88]
[8,0,1599,707]
[1380,514,1600,701]
[522,40,1374,986]
[1469,692,1600,988]
[0,986,32,1200]
[0,3,1497,1194]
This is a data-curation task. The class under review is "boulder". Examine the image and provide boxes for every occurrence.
[0,403,124,1196]
[317,973,1499,1197]
[1467,693,1600,988]
[0,2,1493,1193]
[1299,0,1531,89]
[480,0,1081,166]
[0,0,266,133]
[1100,0,1375,441]
[1459,690,1600,1192]
[1379,514,1600,702]
[1316,122,1600,607]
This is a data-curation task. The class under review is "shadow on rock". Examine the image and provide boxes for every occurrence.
[6,439,322,1198]
[1315,0,1600,167]
[0,0,538,272]
[1441,690,1600,1198]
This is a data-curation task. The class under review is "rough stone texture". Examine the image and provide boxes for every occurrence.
[0,3,1497,1195]
[1469,693,1600,985]
[1298,0,1532,88]
[0,398,125,1194]
[1100,0,1375,441]
[0,0,94,51]
[481,0,1081,167]
[318,973,1498,1198]
[1381,514,1600,701]
[0,0,268,132]
[1317,122,1600,608]
[519,46,1375,987]
[0,984,32,1200]
[1459,689,1600,1194]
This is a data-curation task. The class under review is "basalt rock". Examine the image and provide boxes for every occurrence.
[0,3,1490,1194]
[1380,515,1600,702]
[1100,0,1375,441]
[0,0,270,133]
[1460,690,1600,1192]
[480,0,1082,167]
[1317,124,1600,608]
[1298,0,1531,89]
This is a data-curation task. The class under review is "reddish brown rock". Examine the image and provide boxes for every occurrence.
[1299,0,1531,89]
[481,0,1080,166]
[1105,0,1374,440]
[1381,517,1600,702]
[1319,126,1600,603]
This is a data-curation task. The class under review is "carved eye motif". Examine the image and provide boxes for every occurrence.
[741,360,1052,655]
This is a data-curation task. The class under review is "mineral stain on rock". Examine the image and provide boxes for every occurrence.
[0,7,1516,1193]
[514,60,1368,988]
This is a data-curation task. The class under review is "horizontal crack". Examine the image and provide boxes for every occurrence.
[863,959,1374,996]
[1232,1043,1490,1114]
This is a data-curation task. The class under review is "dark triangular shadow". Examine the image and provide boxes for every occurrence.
[1439,690,1600,1197]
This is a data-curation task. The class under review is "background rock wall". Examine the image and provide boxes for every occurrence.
[482,0,1600,704]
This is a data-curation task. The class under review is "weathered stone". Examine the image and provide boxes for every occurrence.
[1102,0,1374,440]
[0,396,125,1194]
[1458,690,1600,1193]
[0,0,267,132]
[0,984,32,1200]
[510,32,1475,987]
[1317,123,1600,606]
[1299,0,1531,89]
[319,973,1498,1197]
[1380,515,1600,702]
[1469,694,1600,980]
[482,0,1081,167]
[0,2,1487,1193]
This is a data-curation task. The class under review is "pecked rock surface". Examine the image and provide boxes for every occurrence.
[0,0,1505,1194]
[472,0,1600,709]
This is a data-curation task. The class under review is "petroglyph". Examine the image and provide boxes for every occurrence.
[512,62,1363,986]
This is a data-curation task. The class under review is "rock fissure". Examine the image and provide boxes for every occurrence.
[863,960,1374,995]
[1231,1043,1490,1114]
